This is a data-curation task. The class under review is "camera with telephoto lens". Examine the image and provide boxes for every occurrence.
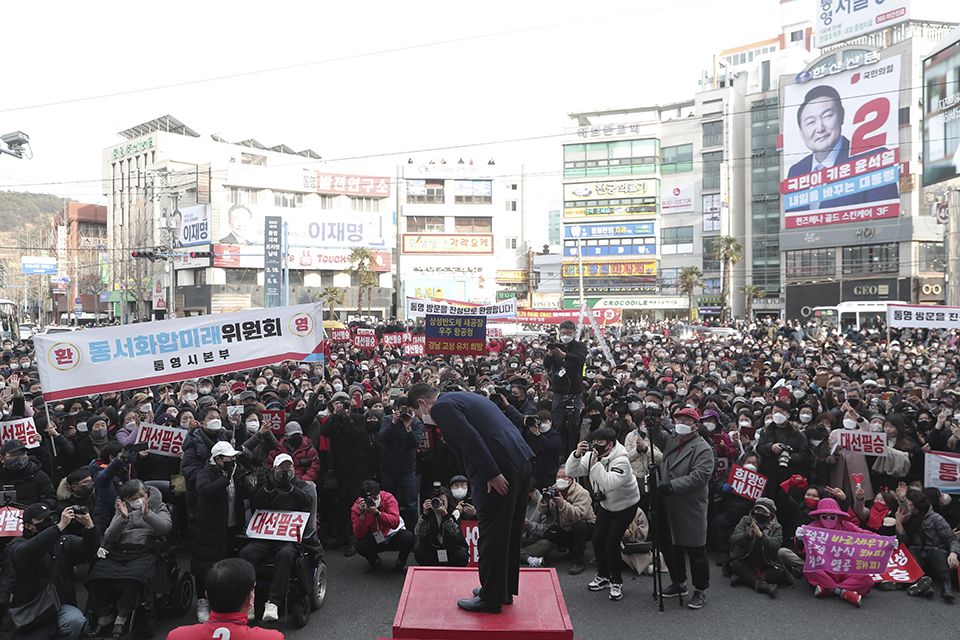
[547,341,562,351]
[644,405,662,426]
[542,486,560,501]
[71,505,88,516]
[399,408,413,421]
[364,493,377,508]
[430,497,443,510]
[778,445,793,468]
[523,415,540,429]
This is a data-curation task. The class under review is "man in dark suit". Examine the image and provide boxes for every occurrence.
[219,204,253,244]
[408,382,534,613]
[787,84,898,212]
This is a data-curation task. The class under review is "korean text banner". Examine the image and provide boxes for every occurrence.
[0,417,40,449]
[405,296,517,319]
[782,54,901,229]
[922,39,960,186]
[175,205,210,248]
[924,450,960,494]
[425,315,486,356]
[34,303,325,402]
[887,303,960,331]
[512,307,622,326]
[218,204,386,249]
[816,0,908,48]
[800,526,897,575]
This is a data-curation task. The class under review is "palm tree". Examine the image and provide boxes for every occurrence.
[319,286,345,322]
[677,266,705,322]
[712,235,743,321]
[342,247,379,317]
[739,285,766,322]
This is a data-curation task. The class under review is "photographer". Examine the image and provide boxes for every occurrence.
[351,479,414,574]
[756,400,808,486]
[539,467,595,576]
[321,391,371,554]
[413,486,469,567]
[545,321,588,453]
[55,469,95,537]
[518,411,563,490]
[0,438,56,510]
[379,398,424,530]
[565,427,639,601]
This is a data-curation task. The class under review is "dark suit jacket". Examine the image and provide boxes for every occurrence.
[218,232,250,245]
[429,392,535,511]
[787,136,899,212]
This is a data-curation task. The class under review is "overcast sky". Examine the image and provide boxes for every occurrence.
[1,0,783,208]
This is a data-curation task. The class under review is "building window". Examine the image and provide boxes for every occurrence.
[660,268,680,295]
[227,188,259,205]
[505,200,517,212]
[661,226,694,255]
[406,216,444,233]
[918,241,946,272]
[791,30,804,42]
[406,180,444,204]
[454,217,492,233]
[241,153,266,166]
[319,194,335,210]
[702,121,723,148]
[842,243,899,275]
[350,197,379,212]
[703,278,721,295]
[505,237,518,250]
[702,194,721,232]
[702,237,721,272]
[785,248,836,279]
[453,180,493,204]
[702,151,723,189]
[661,144,693,173]
[274,191,303,208]
[508,183,518,190]
[563,139,659,178]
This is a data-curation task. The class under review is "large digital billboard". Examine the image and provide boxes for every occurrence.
[923,37,960,186]
[781,54,901,229]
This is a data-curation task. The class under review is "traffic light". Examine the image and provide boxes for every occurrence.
[131,251,157,261]
[190,251,213,259]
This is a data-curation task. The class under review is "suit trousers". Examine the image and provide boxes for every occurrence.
[477,460,532,605]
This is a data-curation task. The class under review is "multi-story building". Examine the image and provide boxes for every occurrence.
[49,203,107,324]
[101,116,394,321]
[396,161,528,312]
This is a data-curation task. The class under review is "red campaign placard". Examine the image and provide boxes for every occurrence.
[246,509,310,542]
[487,327,504,338]
[871,543,924,583]
[0,506,23,538]
[382,333,406,347]
[261,410,286,436]
[134,423,186,457]
[403,335,426,356]
[417,428,433,451]
[727,464,768,501]
[837,430,887,457]
[353,333,377,349]
[712,457,730,502]
[461,521,479,567]
[0,417,40,449]
[330,328,351,342]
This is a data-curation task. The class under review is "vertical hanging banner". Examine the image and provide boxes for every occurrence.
[424,315,486,356]
[264,216,283,308]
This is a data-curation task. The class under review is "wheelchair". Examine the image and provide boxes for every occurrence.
[83,480,193,639]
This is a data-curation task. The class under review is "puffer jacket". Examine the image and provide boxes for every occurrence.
[899,507,960,560]
[538,479,595,530]
[267,435,321,483]
[565,442,640,512]
[724,513,783,570]
[104,484,173,546]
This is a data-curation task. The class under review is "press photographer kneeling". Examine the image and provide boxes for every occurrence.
[413,485,469,567]
[539,467,595,575]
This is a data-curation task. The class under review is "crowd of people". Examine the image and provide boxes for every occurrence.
[0,311,959,635]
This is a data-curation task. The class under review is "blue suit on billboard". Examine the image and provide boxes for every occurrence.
[787,136,899,212]
[429,391,534,605]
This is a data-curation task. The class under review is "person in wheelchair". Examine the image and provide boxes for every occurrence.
[239,453,313,623]
[84,479,172,639]
[414,485,469,567]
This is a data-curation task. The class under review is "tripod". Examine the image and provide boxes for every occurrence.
[647,461,682,610]
[560,393,579,456]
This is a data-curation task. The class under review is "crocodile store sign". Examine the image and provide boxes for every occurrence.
[112,136,155,160]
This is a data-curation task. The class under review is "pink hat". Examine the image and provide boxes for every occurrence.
[809,497,847,517]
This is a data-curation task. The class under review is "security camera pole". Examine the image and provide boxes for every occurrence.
[0,131,30,159]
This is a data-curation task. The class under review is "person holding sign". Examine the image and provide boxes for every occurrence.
[895,488,960,601]
[795,497,874,606]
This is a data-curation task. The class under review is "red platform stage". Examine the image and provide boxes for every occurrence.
[384,567,576,640]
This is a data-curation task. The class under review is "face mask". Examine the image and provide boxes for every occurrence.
[205,419,222,431]
[764,417,773,426]
[255,384,266,393]
[4,457,28,471]
[333,383,343,392]
[637,380,648,389]
[9,364,18,371]
[843,419,858,430]
[942,493,953,506]
[288,434,303,448]
[677,389,687,397]
[560,335,574,344]
[91,428,108,442]
[374,496,382,508]
[753,512,771,525]
[744,377,755,384]
[451,488,468,500]
[628,402,640,412]
[739,420,752,428]
[540,422,552,433]
[129,498,144,510]
[555,478,570,491]
[882,365,890,372]
[734,386,745,396]
[792,390,805,399]
[810,438,823,447]
[704,388,716,395]
[703,421,716,432]
[744,463,758,472]
[675,423,693,436]
[246,421,259,433]
[833,366,842,373]
[799,414,812,423]
[76,483,94,497]
[772,413,788,425]
[184,392,198,402]
[199,386,212,395]
[804,498,819,510]
[645,401,659,409]
[124,421,137,430]
[139,403,152,414]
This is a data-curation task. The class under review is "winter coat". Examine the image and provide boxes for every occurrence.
[379,414,423,475]
[899,508,960,561]
[55,478,96,537]
[32,433,75,487]
[522,490,551,546]
[649,426,715,547]
[241,428,279,488]
[250,475,313,513]
[756,422,809,483]
[523,426,563,491]
[6,520,99,608]
[0,458,56,510]
[104,484,172,546]
[89,456,135,532]
[320,411,371,492]
[181,426,230,486]
[725,513,784,569]
[415,509,467,551]
[624,428,662,479]
[190,462,255,567]
[267,436,321,483]
[538,480,595,530]
[352,490,403,540]
[565,442,640,513]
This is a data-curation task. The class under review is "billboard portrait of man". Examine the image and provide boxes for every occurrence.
[220,204,253,244]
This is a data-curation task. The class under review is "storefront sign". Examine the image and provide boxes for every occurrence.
[561,260,658,277]
[402,234,494,255]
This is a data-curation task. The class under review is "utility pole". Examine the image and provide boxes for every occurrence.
[947,189,960,307]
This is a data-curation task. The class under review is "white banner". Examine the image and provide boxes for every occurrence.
[34,303,325,402]
[134,423,186,457]
[924,451,960,494]
[837,429,887,457]
[405,296,518,319]
[887,304,960,330]
[246,509,310,542]
[815,0,909,48]
[0,417,40,449]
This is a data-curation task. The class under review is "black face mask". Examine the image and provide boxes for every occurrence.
[288,434,303,449]
[90,429,108,443]
[4,457,28,472]
[278,389,290,398]
[75,484,94,498]
[754,512,771,525]
[25,519,53,538]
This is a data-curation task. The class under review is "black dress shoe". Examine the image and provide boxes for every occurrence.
[472,587,513,604]
[457,596,502,613]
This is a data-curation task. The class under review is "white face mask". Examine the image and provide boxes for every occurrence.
[792,390,805,399]
[764,417,773,426]
[739,420,752,428]
[421,412,436,426]
[539,422,552,433]
[704,388,716,395]
[560,335,574,344]
[799,414,813,423]
[124,421,137,430]
[555,478,570,490]
[704,422,716,432]
[129,498,144,510]
[451,487,468,500]
[628,402,640,412]
[637,381,648,389]
[677,388,687,396]
[333,383,343,392]
[772,413,788,425]
[743,463,758,472]
[206,419,222,431]
[246,421,259,433]
[675,423,694,436]
[744,377,755,384]
[181,419,192,428]
[810,439,823,447]
[734,386,745,396]
[843,419,858,430]
[139,403,152,414]
[374,496,382,508]
[199,386,212,395]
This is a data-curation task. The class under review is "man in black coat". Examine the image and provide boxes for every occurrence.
[408,384,534,614]
[319,392,370,553]
[544,320,588,453]
[0,439,56,510]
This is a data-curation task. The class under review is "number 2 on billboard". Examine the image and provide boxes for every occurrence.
[851,98,889,155]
